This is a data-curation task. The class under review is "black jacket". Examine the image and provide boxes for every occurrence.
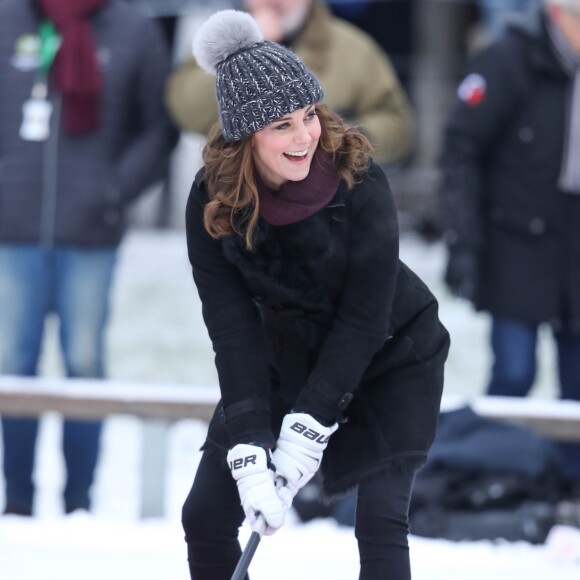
[186,160,449,495]
[0,0,177,247]
[440,11,580,330]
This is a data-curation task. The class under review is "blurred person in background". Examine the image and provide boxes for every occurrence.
[477,0,541,41]
[328,0,412,92]
[165,0,415,167]
[0,0,177,516]
[181,9,449,579]
[440,0,580,483]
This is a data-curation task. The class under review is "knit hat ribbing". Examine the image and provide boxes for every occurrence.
[192,9,324,142]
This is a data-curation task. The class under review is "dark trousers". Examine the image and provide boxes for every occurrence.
[488,316,580,479]
[182,451,416,580]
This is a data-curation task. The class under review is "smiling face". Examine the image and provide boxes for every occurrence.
[251,105,321,190]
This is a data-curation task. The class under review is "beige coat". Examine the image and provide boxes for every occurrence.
[165,3,414,165]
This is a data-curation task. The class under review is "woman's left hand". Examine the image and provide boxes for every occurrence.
[272,413,338,499]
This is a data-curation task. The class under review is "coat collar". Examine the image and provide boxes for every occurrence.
[194,166,205,188]
[508,8,570,80]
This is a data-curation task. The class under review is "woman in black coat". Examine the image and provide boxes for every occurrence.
[182,9,449,580]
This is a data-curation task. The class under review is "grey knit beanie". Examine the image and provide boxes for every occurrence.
[192,9,324,142]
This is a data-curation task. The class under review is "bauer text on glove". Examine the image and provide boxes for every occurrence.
[272,413,338,497]
[227,443,287,536]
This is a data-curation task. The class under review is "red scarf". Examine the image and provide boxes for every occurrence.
[255,150,341,226]
[34,0,109,133]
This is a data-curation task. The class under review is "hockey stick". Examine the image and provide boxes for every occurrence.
[231,527,262,580]
[231,477,288,580]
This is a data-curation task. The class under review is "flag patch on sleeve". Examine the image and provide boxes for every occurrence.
[457,73,487,106]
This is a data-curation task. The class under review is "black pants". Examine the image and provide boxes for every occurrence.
[182,451,416,579]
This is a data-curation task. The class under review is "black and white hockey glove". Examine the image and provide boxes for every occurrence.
[227,444,287,536]
[272,413,338,499]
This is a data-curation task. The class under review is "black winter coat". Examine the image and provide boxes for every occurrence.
[440,11,580,330]
[0,0,177,247]
[186,161,450,496]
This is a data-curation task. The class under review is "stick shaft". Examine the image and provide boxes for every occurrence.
[231,531,261,580]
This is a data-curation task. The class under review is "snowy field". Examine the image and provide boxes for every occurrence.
[0,228,578,579]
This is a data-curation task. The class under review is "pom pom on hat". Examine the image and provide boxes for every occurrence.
[191,8,324,141]
[192,10,263,75]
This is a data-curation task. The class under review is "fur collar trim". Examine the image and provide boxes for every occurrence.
[221,190,347,311]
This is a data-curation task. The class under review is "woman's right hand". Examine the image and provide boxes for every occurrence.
[227,444,287,535]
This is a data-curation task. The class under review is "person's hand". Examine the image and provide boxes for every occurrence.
[227,444,287,536]
[445,248,479,300]
[272,413,338,500]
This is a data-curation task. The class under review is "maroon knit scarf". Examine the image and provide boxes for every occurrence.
[255,149,341,226]
[34,0,109,133]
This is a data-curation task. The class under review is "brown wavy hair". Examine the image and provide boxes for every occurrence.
[202,104,372,249]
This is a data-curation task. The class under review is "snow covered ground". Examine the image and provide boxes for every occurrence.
[0,229,578,579]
